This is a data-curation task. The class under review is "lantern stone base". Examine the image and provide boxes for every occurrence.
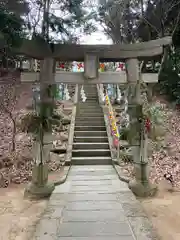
[128,179,158,198]
[24,164,55,200]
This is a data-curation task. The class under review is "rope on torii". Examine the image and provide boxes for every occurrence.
[116,85,122,102]
[80,85,87,102]
[64,84,70,100]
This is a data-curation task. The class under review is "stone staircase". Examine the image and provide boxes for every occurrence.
[72,84,112,165]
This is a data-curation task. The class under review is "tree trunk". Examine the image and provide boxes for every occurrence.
[4,109,16,152]
[11,117,16,152]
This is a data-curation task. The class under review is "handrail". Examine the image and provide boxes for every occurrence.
[64,84,78,165]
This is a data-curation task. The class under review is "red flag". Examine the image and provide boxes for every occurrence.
[59,63,65,69]
[119,63,124,70]
[77,63,83,69]
[145,118,151,132]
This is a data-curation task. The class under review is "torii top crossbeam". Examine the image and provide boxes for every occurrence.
[12,36,172,61]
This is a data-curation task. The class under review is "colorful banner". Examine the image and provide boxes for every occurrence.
[105,94,120,148]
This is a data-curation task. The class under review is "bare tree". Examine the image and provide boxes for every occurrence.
[0,75,21,152]
[96,0,180,43]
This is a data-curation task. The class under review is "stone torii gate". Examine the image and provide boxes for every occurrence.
[20,37,171,85]
[16,36,172,198]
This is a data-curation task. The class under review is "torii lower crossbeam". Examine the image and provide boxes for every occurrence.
[20,72,158,84]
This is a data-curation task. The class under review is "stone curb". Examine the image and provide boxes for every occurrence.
[53,166,71,186]
[102,105,117,160]
[113,163,130,183]
[64,84,78,166]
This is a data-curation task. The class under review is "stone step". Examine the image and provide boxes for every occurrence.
[77,108,102,113]
[79,96,98,98]
[76,112,104,117]
[75,121,105,126]
[71,156,112,165]
[76,104,100,111]
[80,100,98,102]
[78,100,99,103]
[82,95,98,97]
[82,96,98,98]
[81,91,97,93]
[78,103,99,106]
[83,91,97,93]
[75,126,106,131]
[82,93,97,95]
[85,87,97,89]
[73,142,109,150]
[76,119,105,123]
[84,85,97,89]
[80,92,97,94]
[77,107,100,110]
[74,136,109,143]
[72,149,111,157]
[75,116,104,120]
[80,94,98,97]
[77,101,99,104]
[76,107,103,115]
[74,131,107,137]
[78,102,99,104]
[77,105,100,108]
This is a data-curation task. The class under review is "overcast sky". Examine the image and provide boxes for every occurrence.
[80,30,112,44]
[27,0,113,45]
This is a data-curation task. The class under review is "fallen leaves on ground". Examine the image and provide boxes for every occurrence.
[0,74,75,187]
[119,97,180,187]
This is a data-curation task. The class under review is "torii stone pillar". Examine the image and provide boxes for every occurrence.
[126,58,157,197]
[24,58,55,199]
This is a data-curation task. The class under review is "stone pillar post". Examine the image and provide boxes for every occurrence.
[24,58,55,199]
[126,58,157,197]
[39,58,55,117]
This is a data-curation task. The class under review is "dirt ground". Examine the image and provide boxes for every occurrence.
[141,181,180,240]
[0,181,180,240]
[0,169,66,240]
[0,184,47,240]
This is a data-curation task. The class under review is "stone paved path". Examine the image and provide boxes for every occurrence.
[33,165,158,240]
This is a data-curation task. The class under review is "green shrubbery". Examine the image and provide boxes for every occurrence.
[158,47,180,104]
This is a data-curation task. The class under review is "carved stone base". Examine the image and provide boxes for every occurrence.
[24,182,55,200]
[24,164,55,199]
[128,179,158,197]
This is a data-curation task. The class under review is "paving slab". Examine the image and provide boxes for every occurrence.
[65,193,119,201]
[67,174,119,180]
[68,169,115,176]
[71,165,112,171]
[66,200,123,210]
[62,209,126,222]
[53,182,71,194]
[70,179,114,186]
[33,165,159,240]
[57,222,133,237]
[57,237,135,240]
[70,185,125,192]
